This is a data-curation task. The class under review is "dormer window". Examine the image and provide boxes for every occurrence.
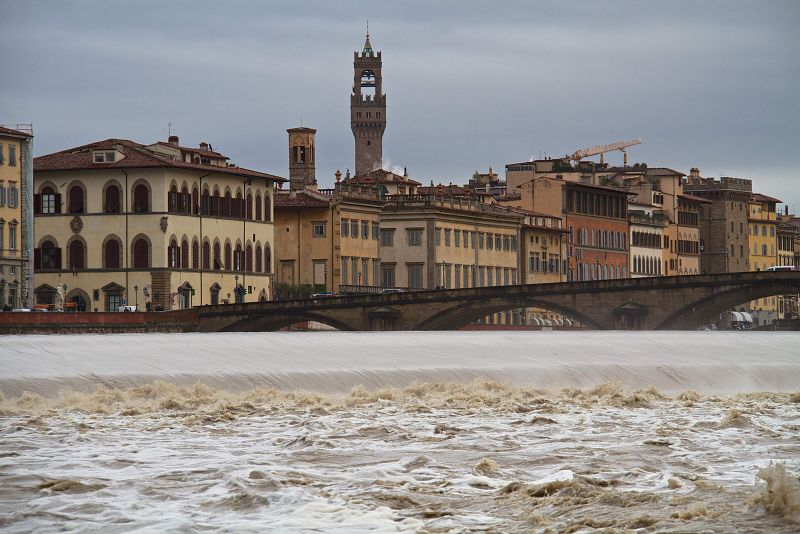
[93,151,116,163]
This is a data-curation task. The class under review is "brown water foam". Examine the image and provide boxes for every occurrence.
[2,379,796,416]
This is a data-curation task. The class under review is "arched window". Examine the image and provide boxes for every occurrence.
[224,242,232,270]
[181,185,190,214]
[264,193,272,222]
[201,188,210,215]
[212,189,221,216]
[38,239,61,270]
[68,239,85,270]
[255,244,262,272]
[213,241,222,270]
[105,184,121,213]
[246,193,253,220]
[202,240,211,270]
[36,185,61,214]
[181,238,189,268]
[224,191,232,218]
[264,243,271,273]
[234,243,243,271]
[104,238,121,268]
[603,264,608,280]
[192,240,199,269]
[246,243,253,272]
[133,238,149,268]
[235,191,243,218]
[133,183,149,212]
[192,186,199,215]
[255,194,262,221]
[169,184,179,213]
[169,239,179,268]
[68,184,84,213]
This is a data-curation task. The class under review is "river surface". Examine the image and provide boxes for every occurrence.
[0,331,798,532]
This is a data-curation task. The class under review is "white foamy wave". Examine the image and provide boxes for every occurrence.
[1,331,799,399]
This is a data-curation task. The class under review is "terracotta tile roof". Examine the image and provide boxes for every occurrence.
[33,138,285,182]
[274,189,332,208]
[496,191,521,201]
[151,141,228,159]
[646,167,686,177]
[343,168,421,186]
[564,181,636,195]
[0,126,33,138]
[751,192,782,203]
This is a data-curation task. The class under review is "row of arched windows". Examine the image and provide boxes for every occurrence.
[168,236,272,273]
[631,231,662,249]
[632,255,662,275]
[35,180,273,222]
[34,234,272,273]
[575,263,628,281]
[573,227,627,251]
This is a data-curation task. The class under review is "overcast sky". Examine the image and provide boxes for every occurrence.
[3,1,799,210]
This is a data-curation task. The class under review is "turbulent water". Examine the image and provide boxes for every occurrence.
[1,332,799,533]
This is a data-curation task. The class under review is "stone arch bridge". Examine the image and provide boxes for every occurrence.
[196,271,800,331]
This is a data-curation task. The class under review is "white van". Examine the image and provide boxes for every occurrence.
[765,265,796,272]
[118,305,138,312]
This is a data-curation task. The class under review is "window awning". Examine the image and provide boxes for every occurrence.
[740,312,753,323]
[730,311,744,322]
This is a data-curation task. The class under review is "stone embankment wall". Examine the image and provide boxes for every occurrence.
[0,310,199,335]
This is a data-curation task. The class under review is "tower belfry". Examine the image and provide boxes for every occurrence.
[351,28,386,176]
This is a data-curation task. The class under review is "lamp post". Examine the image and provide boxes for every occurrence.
[235,275,239,303]
[63,283,68,310]
[324,267,328,292]
[134,285,139,309]
[595,256,600,281]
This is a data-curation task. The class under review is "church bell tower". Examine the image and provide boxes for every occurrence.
[351,28,386,176]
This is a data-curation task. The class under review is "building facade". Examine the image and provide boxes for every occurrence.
[0,125,34,309]
[747,193,781,324]
[33,137,283,311]
[379,194,522,291]
[683,172,752,274]
[351,32,386,176]
[564,183,631,281]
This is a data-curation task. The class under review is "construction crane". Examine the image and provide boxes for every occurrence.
[569,138,641,166]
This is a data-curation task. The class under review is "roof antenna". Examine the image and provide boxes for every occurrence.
[366,19,369,38]
[167,122,172,137]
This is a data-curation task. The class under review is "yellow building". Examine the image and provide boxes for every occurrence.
[0,125,34,309]
[748,193,781,324]
[274,128,384,294]
[33,136,283,311]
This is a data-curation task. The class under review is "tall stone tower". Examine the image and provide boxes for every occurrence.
[287,127,316,191]
[351,30,386,176]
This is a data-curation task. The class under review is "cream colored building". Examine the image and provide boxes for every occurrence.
[33,136,283,311]
[379,194,522,291]
[0,125,33,309]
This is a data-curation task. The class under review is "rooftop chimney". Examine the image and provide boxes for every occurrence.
[199,142,209,151]
[168,135,179,146]
[689,167,700,178]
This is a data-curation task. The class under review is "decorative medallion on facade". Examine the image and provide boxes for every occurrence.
[70,216,83,234]
[160,216,169,233]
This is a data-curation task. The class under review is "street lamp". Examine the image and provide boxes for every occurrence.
[324,267,328,291]
[134,284,139,309]
[235,275,240,303]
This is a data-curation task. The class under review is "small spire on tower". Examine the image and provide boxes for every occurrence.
[363,20,373,54]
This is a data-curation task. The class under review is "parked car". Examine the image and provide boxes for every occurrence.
[765,265,796,272]
[118,305,138,312]
[380,288,404,294]
[311,292,339,299]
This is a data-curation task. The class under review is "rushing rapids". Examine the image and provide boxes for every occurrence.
[0,331,798,532]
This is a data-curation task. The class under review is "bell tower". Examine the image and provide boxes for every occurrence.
[351,27,386,176]
[287,127,316,191]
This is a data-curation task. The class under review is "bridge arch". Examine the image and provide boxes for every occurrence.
[218,311,355,332]
[657,281,799,329]
[414,296,600,331]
